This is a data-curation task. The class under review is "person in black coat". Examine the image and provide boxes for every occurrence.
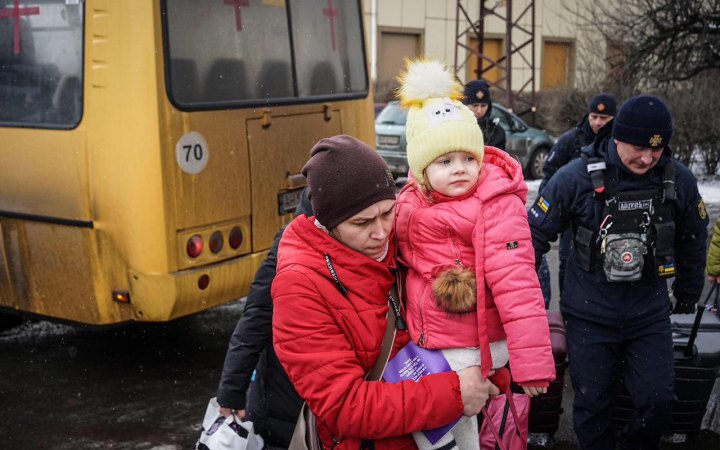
[538,93,616,300]
[540,93,616,192]
[529,96,707,449]
[216,189,312,448]
[462,79,506,150]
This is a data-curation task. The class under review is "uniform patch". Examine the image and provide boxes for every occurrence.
[537,196,550,213]
[528,196,550,226]
[618,199,652,211]
[506,241,519,250]
[658,263,676,276]
[698,198,708,220]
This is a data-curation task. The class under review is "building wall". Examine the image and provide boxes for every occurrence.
[364,0,603,100]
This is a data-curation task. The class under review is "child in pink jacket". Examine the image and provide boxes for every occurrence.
[395,59,555,450]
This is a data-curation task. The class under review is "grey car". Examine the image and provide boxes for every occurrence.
[375,101,554,180]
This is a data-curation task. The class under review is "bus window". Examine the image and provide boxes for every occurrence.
[163,0,367,109]
[290,0,366,96]
[0,0,83,128]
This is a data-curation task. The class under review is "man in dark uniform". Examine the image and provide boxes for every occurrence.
[539,93,616,300]
[529,96,708,449]
[540,93,617,191]
[462,79,507,149]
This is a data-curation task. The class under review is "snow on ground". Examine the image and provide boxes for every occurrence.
[700,180,720,204]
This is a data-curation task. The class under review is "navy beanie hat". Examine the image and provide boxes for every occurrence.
[588,93,616,116]
[302,135,396,230]
[612,95,673,149]
[462,80,491,105]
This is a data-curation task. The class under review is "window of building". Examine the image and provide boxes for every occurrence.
[542,40,574,89]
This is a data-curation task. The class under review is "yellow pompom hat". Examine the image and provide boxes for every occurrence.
[397,59,484,183]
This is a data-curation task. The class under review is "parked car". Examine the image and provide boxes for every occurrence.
[374,102,387,117]
[375,101,555,180]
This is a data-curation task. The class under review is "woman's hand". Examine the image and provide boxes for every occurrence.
[219,407,247,420]
[520,385,547,397]
[707,274,720,284]
[458,366,500,416]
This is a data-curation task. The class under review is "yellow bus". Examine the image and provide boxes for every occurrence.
[0,0,374,325]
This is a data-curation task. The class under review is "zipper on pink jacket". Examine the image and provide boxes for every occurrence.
[407,206,428,347]
[447,225,465,268]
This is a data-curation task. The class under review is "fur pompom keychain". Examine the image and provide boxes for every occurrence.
[432,266,477,313]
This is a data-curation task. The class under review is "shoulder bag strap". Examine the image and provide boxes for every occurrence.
[365,279,404,381]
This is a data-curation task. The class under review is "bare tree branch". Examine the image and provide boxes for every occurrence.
[566,0,720,85]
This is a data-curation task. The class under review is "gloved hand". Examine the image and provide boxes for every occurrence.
[672,296,696,314]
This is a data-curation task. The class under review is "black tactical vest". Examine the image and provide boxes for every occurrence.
[574,154,677,282]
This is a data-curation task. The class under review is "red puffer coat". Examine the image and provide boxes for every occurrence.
[272,216,464,450]
[395,146,555,384]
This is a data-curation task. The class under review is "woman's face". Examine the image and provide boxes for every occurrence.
[330,199,396,259]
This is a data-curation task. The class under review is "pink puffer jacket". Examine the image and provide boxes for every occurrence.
[395,146,555,384]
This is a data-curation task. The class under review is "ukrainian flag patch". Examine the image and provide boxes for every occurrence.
[537,196,550,213]
[529,196,550,226]
[658,263,676,277]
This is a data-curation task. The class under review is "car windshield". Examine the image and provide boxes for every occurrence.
[376,103,407,125]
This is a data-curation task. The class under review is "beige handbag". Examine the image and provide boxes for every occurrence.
[288,283,402,450]
[288,403,323,450]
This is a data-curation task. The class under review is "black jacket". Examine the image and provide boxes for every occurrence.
[478,115,507,150]
[216,189,311,447]
[539,114,595,192]
[529,130,708,326]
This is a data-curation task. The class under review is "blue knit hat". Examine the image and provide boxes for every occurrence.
[589,93,616,116]
[612,95,673,149]
[462,80,491,105]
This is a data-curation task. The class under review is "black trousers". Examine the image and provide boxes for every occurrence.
[566,315,675,449]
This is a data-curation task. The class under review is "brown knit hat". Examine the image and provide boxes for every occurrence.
[302,135,396,230]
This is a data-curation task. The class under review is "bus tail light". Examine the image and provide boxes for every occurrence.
[198,274,210,290]
[209,231,224,254]
[228,226,243,249]
[187,235,203,258]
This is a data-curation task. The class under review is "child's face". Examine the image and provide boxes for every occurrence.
[425,151,480,197]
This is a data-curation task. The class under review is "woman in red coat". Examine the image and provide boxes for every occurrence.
[272,135,498,450]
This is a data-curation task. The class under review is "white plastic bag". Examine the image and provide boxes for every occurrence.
[196,397,265,450]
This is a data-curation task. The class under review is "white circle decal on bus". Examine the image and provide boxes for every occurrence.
[176,132,209,174]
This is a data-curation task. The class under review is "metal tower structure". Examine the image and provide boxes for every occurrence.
[454,0,537,117]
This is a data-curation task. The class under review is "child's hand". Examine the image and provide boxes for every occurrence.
[521,385,547,397]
